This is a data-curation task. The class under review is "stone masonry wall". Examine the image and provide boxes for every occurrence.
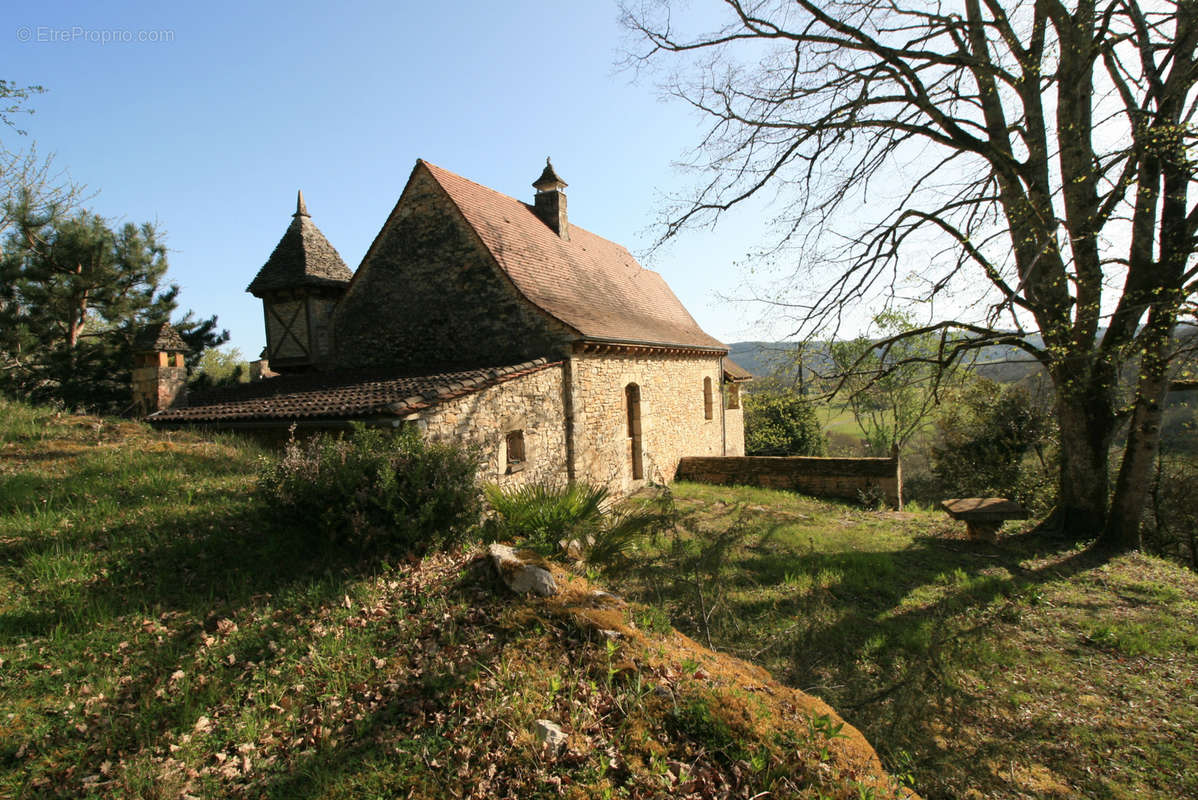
[415,363,568,489]
[676,455,902,508]
[332,166,573,372]
[571,351,730,495]
[132,364,187,414]
[723,405,745,457]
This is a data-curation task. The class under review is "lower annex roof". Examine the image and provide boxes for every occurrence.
[148,359,559,425]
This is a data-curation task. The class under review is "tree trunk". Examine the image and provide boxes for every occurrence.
[1053,386,1115,539]
[1101,311,1175,551]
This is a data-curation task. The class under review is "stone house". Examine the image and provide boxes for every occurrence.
[146,159,750,494]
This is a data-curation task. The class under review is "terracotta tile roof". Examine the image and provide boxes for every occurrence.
[723,357,754,381]
[247,191,353,296]
[133,322,187,353]
[420,161,727,352]
[723,358,754,382]
[148,359,558,425]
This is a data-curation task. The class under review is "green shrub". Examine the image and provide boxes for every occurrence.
[743,388,827,456]
[257,424,481,552]
[484,480,667,568]
[925,378,1056,513]
[483,481,609,549]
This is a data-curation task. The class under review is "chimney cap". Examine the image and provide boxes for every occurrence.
[133,322,188,354]
[532,157,567,193]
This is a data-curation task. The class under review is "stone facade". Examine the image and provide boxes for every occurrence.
[332,168,573,372]
[132,351,187,415]
[160,161,748,493]
[723,394,745,457]
[570,351,726,494]
[415,362,569,488]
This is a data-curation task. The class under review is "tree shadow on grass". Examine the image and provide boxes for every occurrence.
[250,556,535,800]
[1,494,408,640]
[2,498,497,797]
[620,514,1119,799]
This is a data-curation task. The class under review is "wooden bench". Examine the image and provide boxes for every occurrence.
[940,497,1028,542]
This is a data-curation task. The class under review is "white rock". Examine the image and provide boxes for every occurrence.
[589,590,625,607]
[534,719,568,752]
[488,543,558,597]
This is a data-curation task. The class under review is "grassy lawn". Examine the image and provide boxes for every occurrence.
[0,400,905,800]
[4,398,1194,799]
[612,482,1198,800]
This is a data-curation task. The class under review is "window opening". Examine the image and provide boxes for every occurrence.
[505,430,526,473]
[625,384,643,480]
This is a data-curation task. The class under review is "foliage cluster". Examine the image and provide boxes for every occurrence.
[188,345,251,392]
[0,209,226,413]
[1,83,225,413]
[743,387,826,456]
[1144,453,1198,570]
[923,378,1057,514]
[827,311,953,456]
[257,424,481,552]
[484,481,668,569]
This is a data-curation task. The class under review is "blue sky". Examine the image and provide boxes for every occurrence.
[7,0,783,359]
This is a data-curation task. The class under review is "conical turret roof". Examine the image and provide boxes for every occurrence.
[247,191,353,296]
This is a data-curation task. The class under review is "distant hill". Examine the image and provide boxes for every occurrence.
[728,339,1044,384]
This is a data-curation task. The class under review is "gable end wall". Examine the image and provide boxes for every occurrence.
[332,167,572,371]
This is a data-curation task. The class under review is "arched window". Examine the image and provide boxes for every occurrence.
[625,383,643,480]
[703,376,713,420]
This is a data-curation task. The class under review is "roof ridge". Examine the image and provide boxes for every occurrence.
[419,160,633,256]
[419,160,726,351]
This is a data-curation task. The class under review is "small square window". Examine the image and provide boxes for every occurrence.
[505,430,526,474]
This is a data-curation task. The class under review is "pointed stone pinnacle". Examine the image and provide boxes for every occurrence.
[295,190,309,217]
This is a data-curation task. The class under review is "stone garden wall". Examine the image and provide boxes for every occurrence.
[676,454,902,508]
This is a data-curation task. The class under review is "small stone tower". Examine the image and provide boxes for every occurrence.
[247,191,353,374]
[132,322,188,416]
[532,158,569,240]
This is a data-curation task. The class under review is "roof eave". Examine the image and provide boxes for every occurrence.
[575,335,728,354]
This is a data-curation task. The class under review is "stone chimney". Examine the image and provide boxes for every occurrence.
[131,323,188,416]
[532,158,569,240]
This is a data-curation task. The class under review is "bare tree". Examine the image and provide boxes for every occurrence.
[0,82,80,233]
[624,0,1198,549]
